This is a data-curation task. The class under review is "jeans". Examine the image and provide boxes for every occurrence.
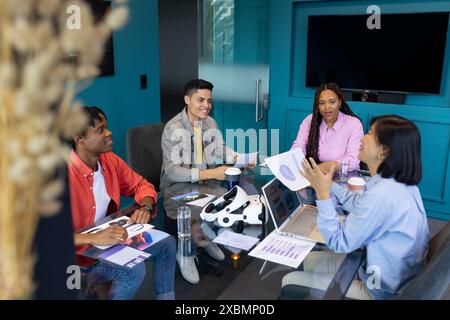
[85,234,176,300]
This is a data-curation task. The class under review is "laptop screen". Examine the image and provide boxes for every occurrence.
[262,178,301,229]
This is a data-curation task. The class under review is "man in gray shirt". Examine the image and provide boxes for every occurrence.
[160,79,236,284]
[160,79,235,190]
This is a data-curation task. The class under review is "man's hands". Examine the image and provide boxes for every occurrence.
[210,165,228,180]
[128,197,154,224]
[200,165,228,181]
[74,198,155,246]
[91,225,128,246]
[75,209,150,247]
[301,157,335,200]
[129,206,151,224]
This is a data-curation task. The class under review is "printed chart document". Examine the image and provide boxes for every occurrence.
[249,231,315,268]
[235,152,259,168]
[265,148,310,191]
[98,245,151,269]
[82,216,154,249]
[213,230,260,251]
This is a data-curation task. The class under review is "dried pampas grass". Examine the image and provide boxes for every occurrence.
[0,0,128,299]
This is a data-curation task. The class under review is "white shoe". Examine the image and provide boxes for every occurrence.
[203,242,225,261]
[176,253,199,284]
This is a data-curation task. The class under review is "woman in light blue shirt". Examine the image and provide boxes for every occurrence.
[282,115,429,299]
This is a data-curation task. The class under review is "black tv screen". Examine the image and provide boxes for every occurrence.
[88,0,115,77]
[306,12,449,94]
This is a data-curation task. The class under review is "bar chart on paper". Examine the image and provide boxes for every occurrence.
[249,231,315,268]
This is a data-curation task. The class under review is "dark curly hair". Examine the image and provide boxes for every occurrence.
[306,83,358,163]
[69,106,107,149]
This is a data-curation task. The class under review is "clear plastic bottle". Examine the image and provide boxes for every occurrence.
[177,206,192,261]
[177,206,191,239]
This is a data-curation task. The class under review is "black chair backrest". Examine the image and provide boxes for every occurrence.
[427,221,450,262]
[126,123,165,192]
[397,221,450,299]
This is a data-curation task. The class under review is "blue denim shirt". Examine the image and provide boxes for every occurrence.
[316,175,429,299]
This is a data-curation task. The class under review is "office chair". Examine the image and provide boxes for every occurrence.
[126,123,167,229]
[396,220,450,299]
[126,123,165,192]
[279,221,450,300]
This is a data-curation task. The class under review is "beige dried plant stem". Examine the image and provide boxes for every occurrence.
[0,0,128,299]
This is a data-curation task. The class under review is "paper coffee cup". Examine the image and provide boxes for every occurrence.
[347,177,366,193]
[225,167,241,190]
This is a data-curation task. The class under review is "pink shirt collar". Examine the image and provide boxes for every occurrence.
[320,111,345,132]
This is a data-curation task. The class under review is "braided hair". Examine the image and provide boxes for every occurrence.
[305,83,358,163]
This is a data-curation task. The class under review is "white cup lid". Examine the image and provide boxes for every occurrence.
[225,167,241,175]
[348,177,366,186]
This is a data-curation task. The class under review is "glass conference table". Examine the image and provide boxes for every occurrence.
[162,165,367,300]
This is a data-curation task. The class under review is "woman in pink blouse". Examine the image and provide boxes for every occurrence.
[291,83,364,173]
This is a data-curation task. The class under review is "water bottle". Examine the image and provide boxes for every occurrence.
[177,206,191,239]
[177,206,192,260]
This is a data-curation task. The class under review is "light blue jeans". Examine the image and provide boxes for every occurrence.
[85,235,176,300]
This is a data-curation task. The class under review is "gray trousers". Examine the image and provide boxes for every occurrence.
[282,251,373,300]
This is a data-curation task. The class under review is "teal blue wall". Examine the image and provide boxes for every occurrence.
[77,0,161,161]
[269,0,450,220]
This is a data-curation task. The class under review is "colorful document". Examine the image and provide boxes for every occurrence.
[249,231,315,268]
[82,216,154,249]
[265,148,310,191]
[79,229,171,268]
[125,229,170,251]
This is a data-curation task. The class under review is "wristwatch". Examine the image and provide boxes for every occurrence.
[141,204,153,213]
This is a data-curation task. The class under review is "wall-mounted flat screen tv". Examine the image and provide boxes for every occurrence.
[306,12,449,94]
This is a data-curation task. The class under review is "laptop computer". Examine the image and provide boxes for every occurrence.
[261,178,326,244]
